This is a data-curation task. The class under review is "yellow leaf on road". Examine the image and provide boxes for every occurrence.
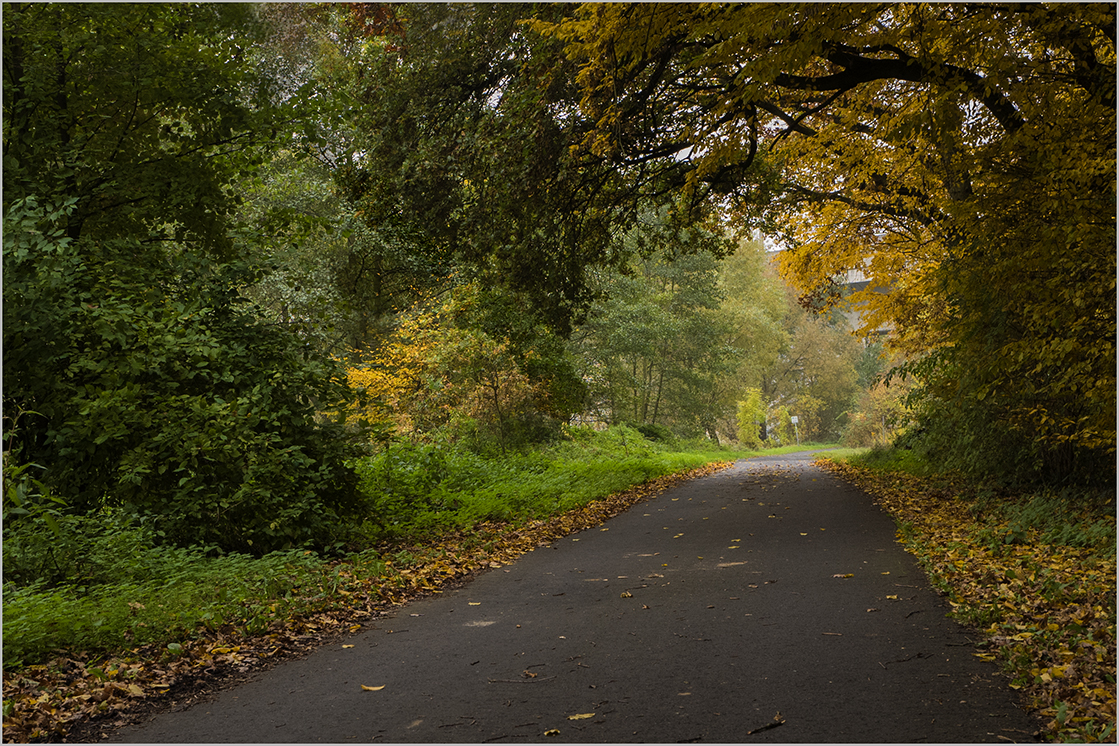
[361,685,385,691]
[568,713,595,720]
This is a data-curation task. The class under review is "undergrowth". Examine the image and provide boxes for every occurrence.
[2,427,836,740]
[820,446,1117,743]
[2,425,735,671]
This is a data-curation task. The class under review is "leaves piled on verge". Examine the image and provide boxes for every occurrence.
[820,459,1116,743]
[1,462,730,743]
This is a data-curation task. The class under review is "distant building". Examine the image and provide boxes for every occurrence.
[839,266,893,341]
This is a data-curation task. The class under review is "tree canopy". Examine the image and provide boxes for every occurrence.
[536,2,1116,484]
[3,4,370,553]
[4,1,1113,562]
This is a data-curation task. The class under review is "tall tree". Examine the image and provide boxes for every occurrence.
[537,3,1116,483]
[3,4,370,552]
[315,3,738,336]
[573,210,738,435]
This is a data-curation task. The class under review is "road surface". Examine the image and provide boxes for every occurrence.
[108,451,1039,743]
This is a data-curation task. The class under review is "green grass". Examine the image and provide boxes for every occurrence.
[3,427,844,670]
[352,426,737,540]
[1,546,345,670]
[830,445,937,476]
[2,425,744,670]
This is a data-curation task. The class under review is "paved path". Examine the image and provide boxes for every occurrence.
[110,452,1039,743]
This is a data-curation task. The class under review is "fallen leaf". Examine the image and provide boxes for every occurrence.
[833,573,854,578]
[468,602,481,606]
[361,684,385,691]
[620,591,633,598]
[342,645,355,649]
[568,713,595,720]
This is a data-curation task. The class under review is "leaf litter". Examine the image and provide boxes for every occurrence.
[820,458,1116,743]
[2,462,731,743]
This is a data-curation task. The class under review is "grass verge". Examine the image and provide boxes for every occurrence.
[818,448,1116,743]
[2,426,737,742]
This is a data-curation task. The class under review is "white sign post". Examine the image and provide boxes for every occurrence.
[790,416,800,444]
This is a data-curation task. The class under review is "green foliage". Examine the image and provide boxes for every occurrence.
[354,425,724,541]
[2,4,379,555]
[844,446,940,479]
[3,198,370,554]
[325,3,718,335]
[574,211,738,435]
[628,422,676,445]
[3,3,281,252]
[235,151,429,357]
[442,283,588,429]
[3,538,330,669]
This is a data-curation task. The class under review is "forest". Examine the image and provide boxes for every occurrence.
[2,3,1115,742]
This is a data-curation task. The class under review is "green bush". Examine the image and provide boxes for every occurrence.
[3,199,371,554]
[627,421,677,444]
[354,425,720,540]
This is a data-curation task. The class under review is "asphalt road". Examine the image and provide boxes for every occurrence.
[109,451,1040,743]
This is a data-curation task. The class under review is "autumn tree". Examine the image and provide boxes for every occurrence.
[538,3,1116,485]
[349,283,582,453]
[736,389,766,450]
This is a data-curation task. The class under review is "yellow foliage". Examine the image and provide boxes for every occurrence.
[541,2,1116,464]
[347,287,546,445]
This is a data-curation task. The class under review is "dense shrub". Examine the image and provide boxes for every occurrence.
[4,200,371,554]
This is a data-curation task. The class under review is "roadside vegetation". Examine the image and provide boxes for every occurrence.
[819,447,1116,743]
[4,3,1112,744]
[2,428,836,741]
